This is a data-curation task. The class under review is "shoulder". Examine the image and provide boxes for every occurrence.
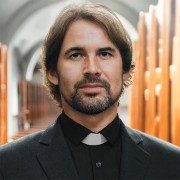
[124,127,180,176]
[125,126,180,156]
[0,119,59,155]
[0,130,44,156]
[0,131,45,178]
[0,119,60,162]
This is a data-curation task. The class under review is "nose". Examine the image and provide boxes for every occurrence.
[83,56,101,77]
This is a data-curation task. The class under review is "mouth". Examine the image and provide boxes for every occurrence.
[79,83,104,88]
[79,83,105,93]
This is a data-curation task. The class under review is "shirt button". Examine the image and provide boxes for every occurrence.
[96,162,102,168]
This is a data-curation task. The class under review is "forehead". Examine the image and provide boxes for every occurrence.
[61,19,115,50]
[67,19,107,36]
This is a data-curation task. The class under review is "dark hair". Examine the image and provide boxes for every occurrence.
[41,1,133,106]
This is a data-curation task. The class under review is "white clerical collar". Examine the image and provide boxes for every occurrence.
[81,133,107,145]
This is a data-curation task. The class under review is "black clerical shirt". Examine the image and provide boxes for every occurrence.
[59,112,121,180]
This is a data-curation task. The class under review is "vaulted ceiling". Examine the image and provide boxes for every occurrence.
[0,0,158,44]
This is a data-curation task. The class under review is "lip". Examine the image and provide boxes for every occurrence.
[79,83,105,93]
[79,83,104,88]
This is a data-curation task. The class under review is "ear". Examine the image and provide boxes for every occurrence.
[47,70,59,85]
[123,71,131,82]
[122,67,134,87]
[123,64,135,81]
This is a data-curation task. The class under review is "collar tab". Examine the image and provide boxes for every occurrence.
[81,133,107,145]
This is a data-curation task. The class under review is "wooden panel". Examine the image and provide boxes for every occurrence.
[157,0,175,141]
[171,0,180,145]
[130,12,146,131]
[18,81,29,130]
[7,80,60,141]
[144,6,159,136]
[130,0,180,145]
[18,81,59,131]
[0,43,8,145]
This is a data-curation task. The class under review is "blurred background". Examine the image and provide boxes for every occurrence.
[0,0,179,146]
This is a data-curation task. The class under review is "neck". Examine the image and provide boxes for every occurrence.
[62,101,118,133]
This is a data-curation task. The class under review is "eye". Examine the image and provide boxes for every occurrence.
[99,51,112,59]
[69,53,82,60]
[71,53,80,58]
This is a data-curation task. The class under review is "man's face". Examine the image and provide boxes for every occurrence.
[49,20,128,114]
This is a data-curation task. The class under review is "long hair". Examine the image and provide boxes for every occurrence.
[41,1,133,106]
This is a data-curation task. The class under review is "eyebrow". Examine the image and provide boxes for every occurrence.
[98,47,116,52]
[64,47,84,56]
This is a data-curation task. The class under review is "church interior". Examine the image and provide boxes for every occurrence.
[0,0,180,146]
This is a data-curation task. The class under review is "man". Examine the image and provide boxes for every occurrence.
[0,1,180,180]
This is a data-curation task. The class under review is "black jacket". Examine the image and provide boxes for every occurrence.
[0,115,180,180]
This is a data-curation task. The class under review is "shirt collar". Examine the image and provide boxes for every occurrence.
[59,111,121,145]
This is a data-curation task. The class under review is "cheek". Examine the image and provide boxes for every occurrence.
[58,64,82,92]
[59,60,82,78]
[59,73,73,90]
[103,63,122,82]
[105,65,123,92]
[111,76,123,92]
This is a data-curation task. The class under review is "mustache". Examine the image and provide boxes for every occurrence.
[74,76,111,91]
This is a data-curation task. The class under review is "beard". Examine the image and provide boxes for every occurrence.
[61,76,122,114]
